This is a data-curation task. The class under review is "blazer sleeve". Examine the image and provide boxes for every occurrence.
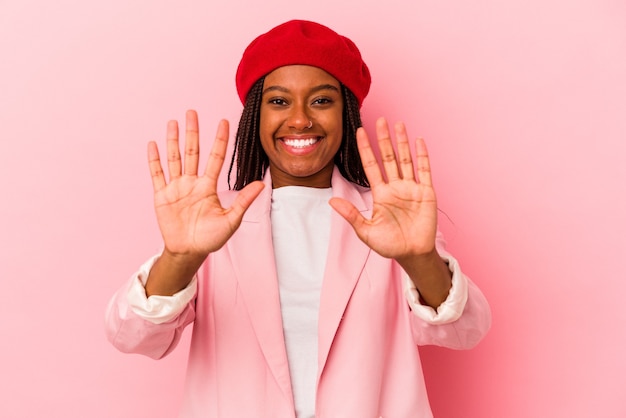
[404,233,492,349]
[104,255,197,359]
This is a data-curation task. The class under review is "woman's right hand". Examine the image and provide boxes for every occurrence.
[144,110,264,296]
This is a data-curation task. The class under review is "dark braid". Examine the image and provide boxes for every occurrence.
[228,79,369,190]
[228,77,267,190]
[335,84,369,187]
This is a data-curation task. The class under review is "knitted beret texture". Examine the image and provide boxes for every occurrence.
[235,20,371,106]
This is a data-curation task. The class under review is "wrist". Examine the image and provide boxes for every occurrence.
[395,247,439,269]
[144,249,206,297]
[396,248,452,309]
[161,247,207,269]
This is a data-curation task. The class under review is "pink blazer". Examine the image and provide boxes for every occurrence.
[106,168,491,418]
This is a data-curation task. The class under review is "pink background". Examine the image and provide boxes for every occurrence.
[1,0,625,416]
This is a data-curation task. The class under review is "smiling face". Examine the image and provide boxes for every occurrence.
[259,65,344,188]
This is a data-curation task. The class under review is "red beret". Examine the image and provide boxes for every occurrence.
[236,20,371,106]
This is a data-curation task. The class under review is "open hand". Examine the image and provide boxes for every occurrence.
[330,117,438,261]
[148,110,264,258]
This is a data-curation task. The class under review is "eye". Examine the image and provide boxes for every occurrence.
[267,97,288,106]
[312,97,332,106]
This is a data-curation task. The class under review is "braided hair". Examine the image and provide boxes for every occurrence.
[228,77,369,190]
[335,83,369,187]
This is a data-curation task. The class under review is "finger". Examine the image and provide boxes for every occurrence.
[166,120,182,180]
[147,141,167,192]
[328,197,367,233]
[375,117,400,182]
[394,122,415,181]
[203,119,230,185]
[227,181,265,221]
[415,137,432,186]
[356,127,384,187]
[184,109,200,176]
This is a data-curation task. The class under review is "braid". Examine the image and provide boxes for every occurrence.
[335,84,369,187]
[228,78,370,190]
[228,77,266,190]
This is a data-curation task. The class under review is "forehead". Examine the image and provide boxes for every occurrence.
[263,65,340,90]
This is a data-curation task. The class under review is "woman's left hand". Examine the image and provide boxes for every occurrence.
[330,117,438,262]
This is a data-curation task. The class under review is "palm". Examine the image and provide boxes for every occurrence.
[153,176,233,255]
[148,111,263,257]
[365,177,437,259]
[330,118,437,260]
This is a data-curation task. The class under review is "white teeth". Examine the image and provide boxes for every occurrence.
[283,138,318,148]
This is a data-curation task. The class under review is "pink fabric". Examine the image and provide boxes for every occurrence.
[105,169,491,417]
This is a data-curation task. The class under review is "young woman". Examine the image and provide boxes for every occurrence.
[106,20,491,418]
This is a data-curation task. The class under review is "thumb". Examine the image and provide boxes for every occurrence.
[329,197,365,231]
[228,181,265,220]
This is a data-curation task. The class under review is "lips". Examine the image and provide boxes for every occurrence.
[278,135,323,153]
[283,137,320,148]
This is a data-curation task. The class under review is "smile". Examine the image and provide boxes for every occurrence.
[282,137,321,148]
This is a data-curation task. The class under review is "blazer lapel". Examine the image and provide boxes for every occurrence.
[225,173,293,404]
[317,168,372,380]
[224,169,372,399]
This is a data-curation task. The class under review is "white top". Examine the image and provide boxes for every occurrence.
[270,186,332,418]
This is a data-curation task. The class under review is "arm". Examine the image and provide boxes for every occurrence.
[330,117,490,347]
[330,117,450,308]
[104,255,197,359]
[105,110,264,357]
[144,111,264,297]
[396,249,451,309]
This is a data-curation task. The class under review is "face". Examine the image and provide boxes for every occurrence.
[260,65,343,188]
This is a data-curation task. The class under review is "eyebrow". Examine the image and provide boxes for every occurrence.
[262,83,340,96]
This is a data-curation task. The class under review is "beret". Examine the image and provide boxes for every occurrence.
[235,20,371,106]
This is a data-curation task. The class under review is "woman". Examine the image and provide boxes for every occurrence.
[105,20,491,417]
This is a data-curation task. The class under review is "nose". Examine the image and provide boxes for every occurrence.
[287,103,311,131]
